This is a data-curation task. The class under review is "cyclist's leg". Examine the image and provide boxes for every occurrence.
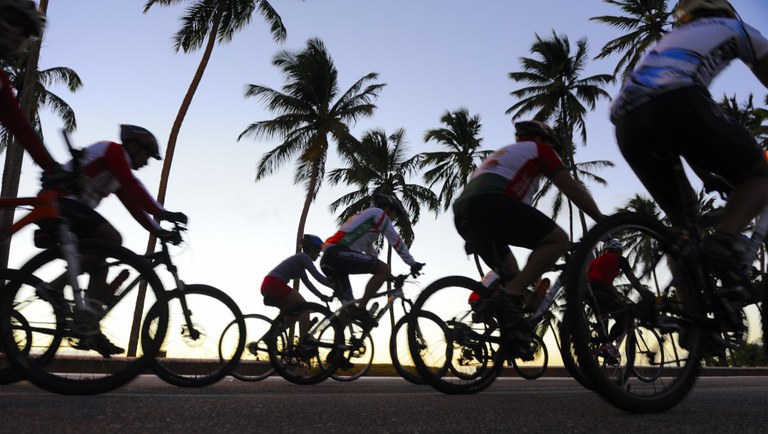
[261,275,309,336]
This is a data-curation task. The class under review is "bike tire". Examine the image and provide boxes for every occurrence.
[0,240,168,395]
[407,275,503,394]
[565,212,704,413]
[221,313,274,381]
[389,313,426,385]
[267,301,343,385]
[145,284,245,387]
[331,321,373,382]
[511,334,548,380]
[557,320,594,390]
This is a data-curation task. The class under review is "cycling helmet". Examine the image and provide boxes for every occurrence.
[674,0,737,23]
[0,0,45,37]
[603,238,624,252]
[514,120,562,153]
[120,124,161,160]
[301,234,323,251]
[372,193,406,217]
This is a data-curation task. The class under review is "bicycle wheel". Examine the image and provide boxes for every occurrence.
[511,333,548,380]
[565,212,704,413]
[389,313,426,385]
[0,269,56,385]
[144,284,245,387]
[558,321,594,390]
[330,321,373,381]
[408,276,503,394]
[0,240,168,395]
[221,313,274,381]
[267,302,343,385]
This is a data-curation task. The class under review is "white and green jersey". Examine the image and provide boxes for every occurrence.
[324,207,416,266]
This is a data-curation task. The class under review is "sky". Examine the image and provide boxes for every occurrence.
[8,0,768,360]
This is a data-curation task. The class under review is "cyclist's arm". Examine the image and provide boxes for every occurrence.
[104,144,165,216]
[753,54,768,89]
[299,272,329,300]
[618,256,652,298]
[114,188,162,234]
[0,73,58,171]
[304,259,333,289]
[379,213,417,266]
[550,171,604,222]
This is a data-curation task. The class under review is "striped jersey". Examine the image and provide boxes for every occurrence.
[324,207,416,266]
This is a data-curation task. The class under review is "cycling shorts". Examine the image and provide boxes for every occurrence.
[615,86,768,224]
[260,275,293,302]
[453,193,557,265]
[59,198,109,238]
[319,244,378,300]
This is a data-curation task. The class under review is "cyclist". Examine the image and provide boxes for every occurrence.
[39,124,186,356]
[321,193,424,327]
[0,0,60,172]
[452,120,604,349]
[611,0,768,298]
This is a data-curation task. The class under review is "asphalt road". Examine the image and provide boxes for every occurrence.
[0,376,766,433]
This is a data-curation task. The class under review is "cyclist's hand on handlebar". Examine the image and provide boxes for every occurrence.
[410,262,425,276]
[160,210,188,225]
[157,229,183,246]
[40,164,73,190]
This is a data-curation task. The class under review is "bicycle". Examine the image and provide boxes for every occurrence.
[265,271,428,385]
[406,246,590,394]
[564,203,766,413]
[132,221,246,387]
[0,132,169,395]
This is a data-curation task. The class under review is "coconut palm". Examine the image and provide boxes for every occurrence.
[507,32,613,235]
[143,0,286,206]
[719,93,768,150]
[328,128,439,246]
[240,37,386,252]
[419,108,492,211]
[591,0,673,78]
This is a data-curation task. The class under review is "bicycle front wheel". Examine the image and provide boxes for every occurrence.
[145,284,245,387]
[408,276,503,394]
[0,240,168,395]
[389,314,425,385]
[267,302,343,385]
[565,212,704,413]
[222,313,274,381]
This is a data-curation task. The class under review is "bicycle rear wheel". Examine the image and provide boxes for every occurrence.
[565,212,704,413]
[558,321,594,390]
[145,284,245,387]
[390,313,426,385]
[0,240,168,395]
[267,302,343,385]
[408,276,503,394]
[222,313,274,381]
[511,334,547,380]
[331,322,373,381]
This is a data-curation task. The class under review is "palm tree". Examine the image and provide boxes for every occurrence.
[590,0,673,78]
[719,93,768,150]
[327,128,439,246]
[507,32,613,235]
[0,59,80,149]
[419,108,492,211]
[143,0,286,211]
[239,37,386,252]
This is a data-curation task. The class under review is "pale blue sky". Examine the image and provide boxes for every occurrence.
[12,1,768,347]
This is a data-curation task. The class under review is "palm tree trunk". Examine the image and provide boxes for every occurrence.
[0,0,49,270]
[291,161,321,292]
[127,8,222,357]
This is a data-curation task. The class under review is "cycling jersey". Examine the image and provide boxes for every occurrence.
[62,140,166,234]
[323,207,416,266]
[454,140,565,206]
[0,70,58,171]
[587,251,621,284]
[612,17,768,120]
[267,251,332,291]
